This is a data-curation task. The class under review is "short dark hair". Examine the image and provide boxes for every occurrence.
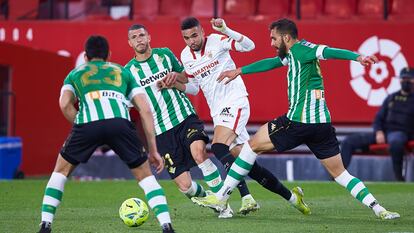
[269,18,298,39]
[128,24,147,32]
[400,67,414,79]
[181,17,200,30]
[85,35,109,60]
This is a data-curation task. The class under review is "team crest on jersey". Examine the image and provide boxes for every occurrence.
[131,65,140,74]
[157,55,165,64]
[207,51,213,58]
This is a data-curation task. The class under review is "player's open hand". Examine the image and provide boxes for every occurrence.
[357,55,378,66]
[217,68,242,85]
[164,71,179,86]
[211,18,227,33]
[148,151,164,174]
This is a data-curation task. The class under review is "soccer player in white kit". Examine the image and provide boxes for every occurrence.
[168,17,311,216]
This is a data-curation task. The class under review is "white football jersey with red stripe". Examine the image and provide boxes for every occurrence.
[180,33,248,117]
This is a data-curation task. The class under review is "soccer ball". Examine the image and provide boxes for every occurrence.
[119,198,149,227]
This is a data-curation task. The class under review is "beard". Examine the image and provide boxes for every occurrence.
[278,41,287,59]
[135,43,148,54]
[190,42,202,51]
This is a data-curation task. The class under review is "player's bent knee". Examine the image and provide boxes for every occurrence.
[192,151,208,164]
[130,161,153,181]
[175,178,192,192]
[248,138,272,154]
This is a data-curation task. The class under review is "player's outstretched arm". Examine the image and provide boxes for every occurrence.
[132,94,164,173]
[59,90,77,123]
[322,47,378,66]
[217,57,284,84]
[211,18,255,52]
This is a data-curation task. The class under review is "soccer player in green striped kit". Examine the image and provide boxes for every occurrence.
[124,24,235,218]
[193,18,400,220]
[38,35,175,233]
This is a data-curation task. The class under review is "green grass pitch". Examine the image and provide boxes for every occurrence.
[1,180,413,233]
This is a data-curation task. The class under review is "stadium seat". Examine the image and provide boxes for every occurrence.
[253,0,290,20]
[191,0,224,18]
[323,0,356,19]
[223,0,256,19]
[8,0,39,19]
[389,0,414,20]
[356,0,389,19]
[291,0,323,19]
[133,0,159,20]
[369,140,414,154]
[158,0,192,19]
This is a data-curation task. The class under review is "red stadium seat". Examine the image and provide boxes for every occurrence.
[369,140,414,154]
[253,0,290,20]
[323,0,356,19]
[191,0,224,19]
[356,0,389,19]
[53,0,109,20]
[133,0,159,20]
[159,0,192,19]
[223,0,256,19]
[291,0,323,19]
[389,0,414,20]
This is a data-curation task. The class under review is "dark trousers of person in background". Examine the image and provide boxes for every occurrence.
[341,131,409,181]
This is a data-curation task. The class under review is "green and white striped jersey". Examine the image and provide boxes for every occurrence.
[62,60,143,124]
[283,39,331,124]
[125,48,196,135]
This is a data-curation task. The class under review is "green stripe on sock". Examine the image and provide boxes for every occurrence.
[42,204,56,214]
[195,184,202,197]
[356,188,370,202]
[346,178,361,192]
[45,188,63,200]
[152,204,169,216]
[210,182,223,193]
[228,169,244,181]
[204,170,220,182]
[146,189,165,200]
[235,157,253,170]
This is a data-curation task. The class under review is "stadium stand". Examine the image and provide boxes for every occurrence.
[2,0,413,181]
[223,0,256,19]
[323,0,356,19]
[389,0,414,20]
[291,0,323,19]
[5,0,411,21]
[191,0,223,19]
[356,0,389,19]
[252,0,290,21]
[133,0,159,20]
[158,0,192,19]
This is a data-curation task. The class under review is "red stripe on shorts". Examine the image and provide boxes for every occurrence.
[233,108,242,131]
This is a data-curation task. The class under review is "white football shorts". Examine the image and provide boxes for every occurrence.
[212,96,250,149]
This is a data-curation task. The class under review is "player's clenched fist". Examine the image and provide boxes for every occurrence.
[211,18,227,33]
